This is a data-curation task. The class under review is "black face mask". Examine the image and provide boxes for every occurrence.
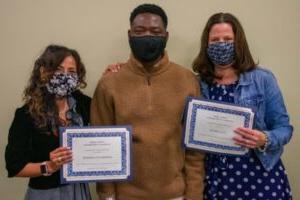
[129,36,167,62]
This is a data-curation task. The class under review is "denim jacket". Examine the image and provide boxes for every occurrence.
[200,67,293,171]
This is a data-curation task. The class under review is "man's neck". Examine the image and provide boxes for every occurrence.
[140,55,163,72]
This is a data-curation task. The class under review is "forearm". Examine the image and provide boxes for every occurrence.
[16,161,59,177]
[16,162,43,177]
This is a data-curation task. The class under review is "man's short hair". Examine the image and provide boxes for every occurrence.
[130,4,168,28]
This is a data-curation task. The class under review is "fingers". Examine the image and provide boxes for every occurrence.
[61,156,73,164]
[51,147,71,154]
[50,147,72,166]
[50,147,71,160]
[109,63,121,72]
[233,135,257,148]
[103,63,123,76]
[233,127,265,149]
[235,127,258,140]
[56,154,73,164]
[234,127,256,148]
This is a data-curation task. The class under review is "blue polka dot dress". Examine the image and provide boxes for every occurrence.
[204,82,292,200]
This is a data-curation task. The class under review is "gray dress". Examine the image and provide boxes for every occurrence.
[25,183,91,200]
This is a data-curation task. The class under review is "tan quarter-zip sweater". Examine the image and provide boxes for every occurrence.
[91,53,205,200]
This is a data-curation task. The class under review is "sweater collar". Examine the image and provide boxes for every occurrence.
[128,51,171,76]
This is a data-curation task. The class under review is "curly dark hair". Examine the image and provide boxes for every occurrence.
[23,45,87,128]
[130,4,168,28]
[192,12,256,84]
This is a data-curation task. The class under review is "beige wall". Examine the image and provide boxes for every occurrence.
[0,0,299,199]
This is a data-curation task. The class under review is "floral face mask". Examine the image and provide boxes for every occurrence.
[46,72,78,97]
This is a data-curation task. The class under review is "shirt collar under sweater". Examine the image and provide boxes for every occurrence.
[127,51,171,76]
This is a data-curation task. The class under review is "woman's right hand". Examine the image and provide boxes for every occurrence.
[102,63,123,76]
[48,147,72,174]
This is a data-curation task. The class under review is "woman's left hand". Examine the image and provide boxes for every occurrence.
[233,127,267,149]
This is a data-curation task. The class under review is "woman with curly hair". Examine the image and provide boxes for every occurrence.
[5,45,91,200]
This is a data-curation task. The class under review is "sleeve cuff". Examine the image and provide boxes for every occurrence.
[258,131,270,152]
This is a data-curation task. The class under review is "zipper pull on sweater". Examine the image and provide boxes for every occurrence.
[147,76,151,85]
[145,73,151,86]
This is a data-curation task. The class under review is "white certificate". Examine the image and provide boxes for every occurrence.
[183,97,254,155]
[60,126,132,183]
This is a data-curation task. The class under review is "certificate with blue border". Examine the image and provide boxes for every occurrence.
[183,97,254,155]
[60,126,132,183]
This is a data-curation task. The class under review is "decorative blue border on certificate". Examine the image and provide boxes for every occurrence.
[188,103,250,152]
[59,125,132,183]
[183,97,252,155]
[66,132,127,177]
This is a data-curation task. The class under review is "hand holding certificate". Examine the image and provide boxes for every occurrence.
[183,97,254,155]
[60,126,132,183]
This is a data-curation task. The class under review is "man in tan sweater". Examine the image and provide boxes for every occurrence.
[91,4,205,200]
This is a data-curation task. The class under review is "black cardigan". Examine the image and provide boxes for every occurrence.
[5,91,91,189]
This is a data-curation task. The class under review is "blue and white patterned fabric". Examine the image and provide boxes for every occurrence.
[66,96,84,126]
[200,68,293,171]
[46,72,79,97]
[207,42,235,66]
[204,81,292,200]
[49,96,83,135]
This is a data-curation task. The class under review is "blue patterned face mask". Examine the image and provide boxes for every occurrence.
[207,42,235,66]
[46,72,78,97]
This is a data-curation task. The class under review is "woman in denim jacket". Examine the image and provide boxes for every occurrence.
[192,12,293,200]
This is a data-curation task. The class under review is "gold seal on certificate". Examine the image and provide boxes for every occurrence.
[60,126,132,183]
[183,97,254,155]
